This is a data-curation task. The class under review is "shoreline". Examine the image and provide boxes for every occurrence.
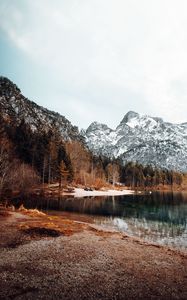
[23,183,187,200]
[0,208,187,257]
[0,208,187,256]
[39,183,187,199]
[1,208,186,255]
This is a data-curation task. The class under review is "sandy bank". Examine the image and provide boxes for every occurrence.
[69,188,134,197]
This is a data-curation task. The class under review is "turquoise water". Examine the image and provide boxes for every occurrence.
[13,191,187,250]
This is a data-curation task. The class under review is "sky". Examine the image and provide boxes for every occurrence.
[0,0,187,129]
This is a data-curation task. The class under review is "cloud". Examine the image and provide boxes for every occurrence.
[0,0,187,127]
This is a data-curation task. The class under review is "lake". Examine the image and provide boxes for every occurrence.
[12,191,187,250]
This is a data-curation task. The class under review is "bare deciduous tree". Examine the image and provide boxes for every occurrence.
[106,163,120,186]
[0,137,12,196]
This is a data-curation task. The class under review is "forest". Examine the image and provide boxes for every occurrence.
[0,113,183,199]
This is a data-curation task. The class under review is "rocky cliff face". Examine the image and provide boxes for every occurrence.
[0,77,84,142]
[84,111,187,172]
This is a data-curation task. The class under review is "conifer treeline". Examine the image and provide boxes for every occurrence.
[0,117,39,197]
[8,119,73,184]
[120,162,183,188]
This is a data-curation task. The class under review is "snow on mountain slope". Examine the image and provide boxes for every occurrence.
[84,111,187,172]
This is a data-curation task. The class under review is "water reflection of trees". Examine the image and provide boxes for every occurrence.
[125,217,187,238]
[96,215,187,240]
[12,192,187,228]
[52,192,187,227]
[11,192,187,247]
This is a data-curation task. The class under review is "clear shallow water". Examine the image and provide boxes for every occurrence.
[12,191,187,250]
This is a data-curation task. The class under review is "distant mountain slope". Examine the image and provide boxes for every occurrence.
[0,77,83,142]
[83,111,187,172]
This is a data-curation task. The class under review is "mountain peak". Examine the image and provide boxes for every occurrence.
[120,111,139,124]
[86,121,112,134]
[0,76,21,97]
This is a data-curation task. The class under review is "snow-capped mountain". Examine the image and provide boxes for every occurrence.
[0,77,83,142]
[84,111,187,172]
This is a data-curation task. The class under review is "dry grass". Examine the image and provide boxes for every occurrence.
[17,210,88,239]
[18,205,46,217]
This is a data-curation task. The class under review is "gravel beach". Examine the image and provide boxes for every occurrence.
[0,210,187,300]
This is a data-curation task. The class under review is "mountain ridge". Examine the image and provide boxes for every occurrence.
[83,111,187,172]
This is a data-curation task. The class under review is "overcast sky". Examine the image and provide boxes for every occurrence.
[0,0,187,129]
